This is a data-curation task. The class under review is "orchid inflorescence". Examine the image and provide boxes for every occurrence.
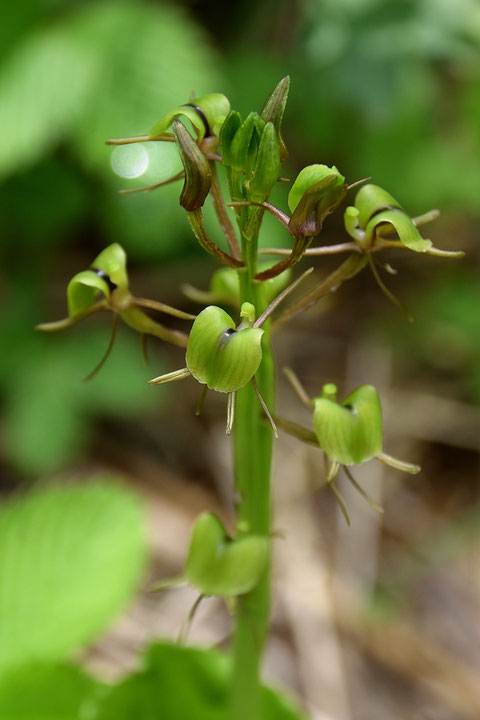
[38,78,463,624]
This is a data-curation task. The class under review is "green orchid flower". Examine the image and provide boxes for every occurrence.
[278,369,420,525]
[344,184,464,258]
[148,269,313,434]
[37,243,195,377]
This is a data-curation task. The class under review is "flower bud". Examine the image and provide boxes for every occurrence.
[260,76,290,162]
[312,384,383,465]
[246,122,281,202]
[229,112,265,173]
[219,110,242,167]
[185,512,268,597]
[173,120,212,211]
[346,184,432,252]
[186,304,264,393]
[149,93,230,141]
[288,164,348,238]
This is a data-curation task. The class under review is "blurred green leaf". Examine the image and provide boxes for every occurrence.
[0,479,146,674]
[1,326,161,475]
[0,156,89,251]
[70,1,224,173]
[69,1,225,258]
[94,642,306,720]
[0,663,101,720]
[0,21,97,179]
[0,0,226,260]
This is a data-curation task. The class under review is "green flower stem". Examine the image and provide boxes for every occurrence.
[209,163,242,260]
[231,209,274,720]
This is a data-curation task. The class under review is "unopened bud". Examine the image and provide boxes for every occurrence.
[288,164,348,238]
[260,76,290,161]
[247,122,281,201]
[173,119,212,210]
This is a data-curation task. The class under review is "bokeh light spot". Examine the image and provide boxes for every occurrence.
[111,145,149,178]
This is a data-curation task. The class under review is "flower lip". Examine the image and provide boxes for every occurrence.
[93,268,117,293]
[182,103,211,137]
[216,327,236,350]
[366,204,402,225]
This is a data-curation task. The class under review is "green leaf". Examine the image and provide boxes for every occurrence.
[2,328,159,475]
[70,2,224,174]
[94,642,307,720]
[0,22,97,179]
[0,480,146,675]
[0,663,101,720]
[0,156,88,249]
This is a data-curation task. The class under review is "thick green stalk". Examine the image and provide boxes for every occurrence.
[231,208,274,720]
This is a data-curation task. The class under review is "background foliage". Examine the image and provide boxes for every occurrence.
[0,0,479,718]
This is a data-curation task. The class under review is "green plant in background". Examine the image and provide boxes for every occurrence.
[30,77,462,720]
[0,478,147,717]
